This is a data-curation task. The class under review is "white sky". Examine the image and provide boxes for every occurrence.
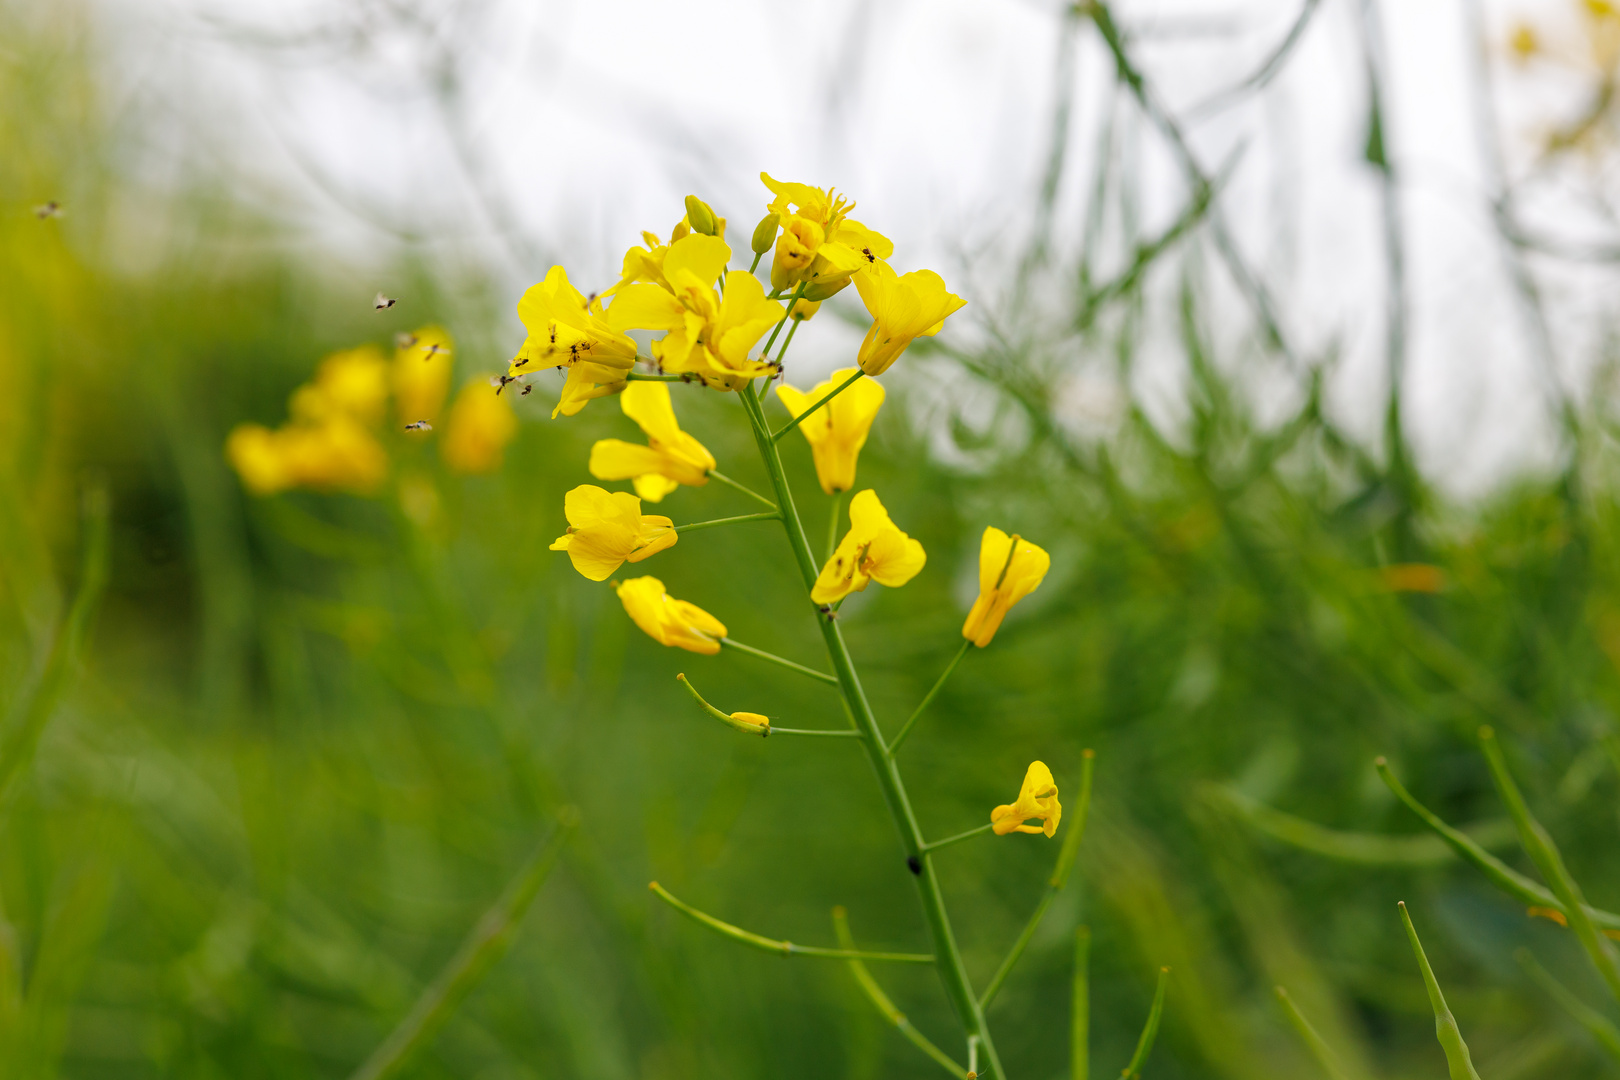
[98,0,1620,496]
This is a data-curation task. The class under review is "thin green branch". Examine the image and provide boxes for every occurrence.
[349,815,576,1080]
[1516,948,1620,1061]
[769,727,864,738]
[1120,967,1170,1080]
[625,372,687,382]
[1376,757,1620,930]
[1273,986,1352,1080]
[833,907,969,1078]
[719,637,839,686]
[981,750,1095,1011]
[0,484,110,807]
[675,673,772,736]
[889,640,972,757]
[674,511,780,534]
[758,283,807,361]
[921,823,996,855]
[648,883,934,964]
[772,369,865,443]
[706,470,777,510]
[1480,726,1620,1003]
[1071,926,1089,1080]
[1398,902,1482,1080]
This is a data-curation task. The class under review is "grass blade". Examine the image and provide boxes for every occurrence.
[1515,947,1620,1061]
[0,484,110,807]
[349,814,576,1080]
[1376,756,1620,931]
[1120,966,1169,1079]
[832,907,968,1079]
[1479,726,1620,1004]
[1274,985,1352,1080]
[1072,926,1089,1080]
[1398,902,1481,1080]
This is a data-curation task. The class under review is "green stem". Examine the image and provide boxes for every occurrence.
[734,387,1006,1079]
[889,639,972,756]
[650,883,934,963]
[775,319,801,365]
[758,283,807,363]
[921,823,995,854]
[980,750,1095,1011]
[772,369,866,443]
[826,490,846,564]
[833,907,970,1078]
[350,816,575,1080]
[625,372,686,382]
[1398,902,1482,1080]
[749,251,764,275]
[1072,927,1089,1080]
[674,511,780,534]
[770,727,865,738]
[719,637,838,685]
[1273,986,1352,1080]
[676,673,773,736]
[1120,967,1170,1080]
[707,470,777,510]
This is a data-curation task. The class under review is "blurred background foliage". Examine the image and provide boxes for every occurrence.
[5,0,1620,1078]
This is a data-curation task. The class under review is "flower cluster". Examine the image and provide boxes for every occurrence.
[226,327,517,495]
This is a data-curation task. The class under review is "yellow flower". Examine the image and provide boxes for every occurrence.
[962,527,1050,647]
[510,265,639,418]
[761,173,893,300]
[614,576,727,654]
[853,261,966,376]
[290,345,391,426]
[730,711,769,730]
[441,375,518,474]
[393,325,454,428]
[588,380,715,502]
[811,489,925,604]
[774,368,885,494]
[607,234,784,390]
[991,761,1061,837]
[550,485,677,581]
[226,417,388,495]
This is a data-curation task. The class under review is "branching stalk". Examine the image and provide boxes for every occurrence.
[649,883,933,964]
[833,907,970,1078]
[889,639,972,756]
[718,637,839,686]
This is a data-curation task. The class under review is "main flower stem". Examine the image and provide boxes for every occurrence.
[736,387,1006,1080]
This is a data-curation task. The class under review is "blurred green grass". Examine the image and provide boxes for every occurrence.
[5,4,1620,1079]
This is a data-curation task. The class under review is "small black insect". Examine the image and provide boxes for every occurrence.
[906,855,921,876]
[373,291,398,310]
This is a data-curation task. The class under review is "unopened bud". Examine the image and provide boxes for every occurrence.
[789,299,821,322]
[684,195,718,236]
[750,212,780,255]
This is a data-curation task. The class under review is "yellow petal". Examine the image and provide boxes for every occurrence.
[619,380,682,445]
[865,529,926,589]
[662,234,733,290]
[632,474,680,502]
[628,515,678,562]
[564,484,642,532]
[607,283,686,334]
[589,439,673,482]
[560,522,636,580]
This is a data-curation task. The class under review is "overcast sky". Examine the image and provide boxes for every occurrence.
[97,0,1620,496]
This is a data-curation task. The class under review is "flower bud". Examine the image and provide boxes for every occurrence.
[789,299,821,322]
[684,195,718,236]
[750,212,780,255]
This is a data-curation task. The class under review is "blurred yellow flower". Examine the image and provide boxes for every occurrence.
[290,345,391,426]
[551,485,677,581]
[615,576,727,654]
[775,368,885,494]
[441,376,518,474]
[962,527,1050,647]
[607,234,783,390]
[393,325,454,428]
[588,380,715,502]
[811,489,925,604]
[853,262,966,376]
[510,265,639,418]
[991,761,1061,837]
[761,173,893,300]
[226,417,388,495]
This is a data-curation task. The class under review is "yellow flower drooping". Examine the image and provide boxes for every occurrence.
[551,485,677,581]
[775,368,885,495]
[962,527,1050,647]
[615,576,727,654]
[607,234,784,390]
[991,761,1061,837]
[441,376,518,474]
[761,173,894,300]
[226,345,392,495]
[588,380,716,502]
[853,262,966,376]
[510,265,639,418]
[393,325,454,428]
[811,489,926,605]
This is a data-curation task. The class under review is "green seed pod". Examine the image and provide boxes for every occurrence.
[750,212,780,255]
[684,195,718,236]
